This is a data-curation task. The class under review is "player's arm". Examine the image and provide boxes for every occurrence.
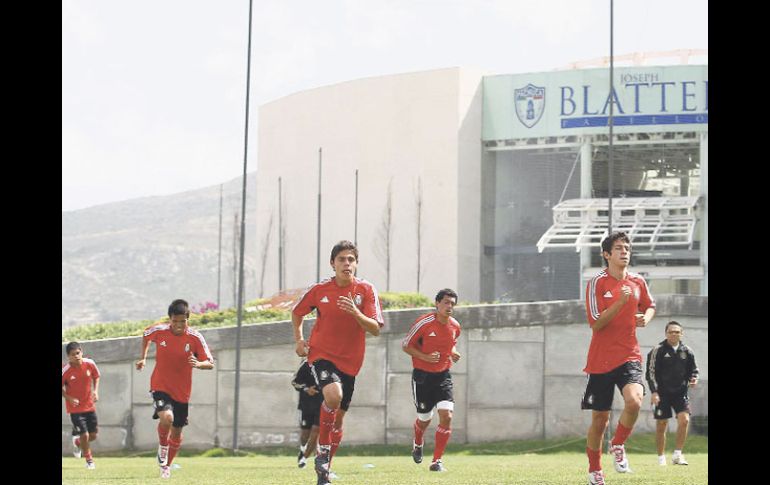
[589,286,631,332]
[135,336,152,370]
[292,312,310,356]
[337,292,381,336]
[403,344,440,363]
[450,345,461,362]
[188,337,215,370]
[92,376,100,402]
[62,383,79,406]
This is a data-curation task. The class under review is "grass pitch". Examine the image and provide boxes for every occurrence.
[62,434,708,485]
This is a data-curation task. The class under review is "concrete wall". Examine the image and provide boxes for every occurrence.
[62,295,707,453]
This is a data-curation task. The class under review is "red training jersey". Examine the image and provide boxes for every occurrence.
[293,277,384,376]
[402,312,461,373]
[584,269,655,374]
[143,324,214,403]
[62,358,100,414]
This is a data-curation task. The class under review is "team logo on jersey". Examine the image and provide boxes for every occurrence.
[354,294,363,306]
[320,296,329,303]
[86,370,91,377]
[185,343,190,353]
[160,340,167,347]
[428,331,437,337]
[514,83,545,128]
[664,353,671,358]
[679,351,687,360]
[70,375,76,380]
[603,291,613,298]
[634,288,640,300]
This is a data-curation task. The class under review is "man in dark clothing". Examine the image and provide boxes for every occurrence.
[292,360,324,468]
[645,321,699,466]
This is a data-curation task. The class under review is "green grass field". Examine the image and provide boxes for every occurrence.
[62,434,708,485]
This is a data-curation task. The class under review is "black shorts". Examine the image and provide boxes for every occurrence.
[412,368,454,414]
[70,411,98,435]
[310,359,356,412]
[151,391,189,428]
[298,407,321,429]
[581,361,645,411]
[654,391,691,419]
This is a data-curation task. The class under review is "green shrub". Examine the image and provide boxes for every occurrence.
[378,292,432,310]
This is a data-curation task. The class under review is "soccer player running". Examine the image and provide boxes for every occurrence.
[62,341,100,469]
[292,240,384,485]
[135,299,214,479]
[292,359,324,469]
[402,288,461,472]
[645,320,699,466]
[582,232,655,485]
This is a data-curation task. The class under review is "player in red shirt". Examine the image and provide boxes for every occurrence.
[292,240,384,485]
[62,341,100,469]
[402,288,461,472]
[581,232,656,485]
[135,299,214,479]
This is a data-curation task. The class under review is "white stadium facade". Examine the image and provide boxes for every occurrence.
[255,60,707,303]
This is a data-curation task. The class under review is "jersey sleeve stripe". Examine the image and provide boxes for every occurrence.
[588,272,605,320]
[62,363,71,376]
[83,358,100,375]
[402,314,434,348]
[291,279,330,313]
[369,283,385,324]
[648,345,660,390]
[188,329,214,361]
[143,324,170,337]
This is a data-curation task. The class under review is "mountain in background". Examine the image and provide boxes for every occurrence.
[62,174,260,328]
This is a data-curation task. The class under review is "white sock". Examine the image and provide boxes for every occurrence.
[300,443,307,453]
[673,449,682,456]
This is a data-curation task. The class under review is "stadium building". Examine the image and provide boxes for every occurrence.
[255,59,707,303]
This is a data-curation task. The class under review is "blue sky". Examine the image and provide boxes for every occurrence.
[62,0,707,211]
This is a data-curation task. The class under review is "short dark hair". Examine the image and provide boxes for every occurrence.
[665,320,683,332]
[435,288,458,303]
[330,240,358,263]
[600,231,631,266]
[168,299,190,318]
[66,341,81,355]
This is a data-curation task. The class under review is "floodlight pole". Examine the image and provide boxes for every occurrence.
[608,0,615,235]
[232,0,254,453]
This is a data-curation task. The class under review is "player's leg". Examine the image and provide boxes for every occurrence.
[582,371,613,483]
[153,392,175,468]
[311,360,344,485]
[298,411,312,467]
[166,401,189,469]
[608,362,645,473]
[655,419,668,464]
[83,413,98,468]
[672,395,691,465]
[430,405,453,471]
[69,414,84,459]
[305,425,320,459]
[329,373,354,464]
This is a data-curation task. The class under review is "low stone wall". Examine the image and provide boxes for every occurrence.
[61,295,708,453]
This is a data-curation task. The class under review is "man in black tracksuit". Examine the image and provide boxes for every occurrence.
[645,320,699,466]
[292,360,324,469]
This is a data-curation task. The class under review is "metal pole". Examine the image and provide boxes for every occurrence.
[316,148,322,282]
[608,0,614,235]
[232,0,254,453]
[217,183,223,308]
[278,177,283,291]
[354,169,359,247]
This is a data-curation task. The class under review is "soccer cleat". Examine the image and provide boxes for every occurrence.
[298,450,307,468]
[72,435,81,459]
[657,455,666,466]
[412,442,423,463]
[314,446,331,485]
[429,459,446,472]
[157,444,169,466]
[609,444,631,473]
[85,460,95,470]
[160,465,171,478]
[672,453,688,465]
[587,470,606,485]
